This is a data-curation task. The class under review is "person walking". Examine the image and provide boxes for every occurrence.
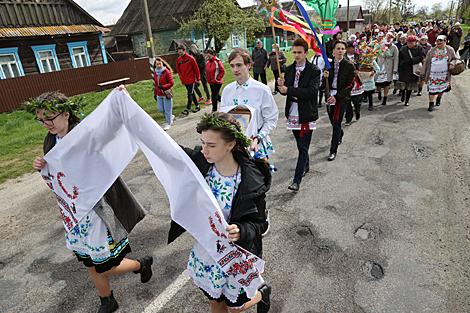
[28,92,153,313]
[363,60,380,111]
[190,45,212,105]
[345,63,364,125]
[311,51,326,107]
[169,112,272,313]
[417,35,432,96]
[428,25,440,46]
[397,35,426,106]
[375,33,399,105]
[176,45,201,115]
[266,44,287,95]
[421,35,458,111]
[323,39,356,161]
[205,48,225,112]
[277,38,321,191]
[447,22,463,53]
[460,29,470,68]
[154,57,175,130]
[252,40,268,85]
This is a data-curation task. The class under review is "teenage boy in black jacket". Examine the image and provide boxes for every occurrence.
[278,38,321,191]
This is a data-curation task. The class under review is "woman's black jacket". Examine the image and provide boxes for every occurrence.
[280,60,321,123]
[168,147,271,258]
[398,45,425,83]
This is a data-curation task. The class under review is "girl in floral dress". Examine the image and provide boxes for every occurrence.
[420,35,458,111]
[29,91,153,313]
[169,112,272,313]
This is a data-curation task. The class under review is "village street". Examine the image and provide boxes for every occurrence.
[1,70,470,313]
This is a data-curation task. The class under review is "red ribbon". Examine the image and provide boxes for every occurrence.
[300,122,311,137]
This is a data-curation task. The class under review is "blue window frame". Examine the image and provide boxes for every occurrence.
[31,44,60,73]
[99,34,108,64]
[67,41,91,68]
[191,29,196,43]
[232,31,239,48]
[138,38,147,56]
[0,47,25,79]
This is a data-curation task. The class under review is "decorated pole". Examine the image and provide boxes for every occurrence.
[256,1,282,77]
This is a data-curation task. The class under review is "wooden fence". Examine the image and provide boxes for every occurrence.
[0,57,152,113]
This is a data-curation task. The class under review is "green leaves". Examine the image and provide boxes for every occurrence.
[174,0,265,53]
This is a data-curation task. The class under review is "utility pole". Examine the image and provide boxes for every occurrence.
[140,0,155,65]
[347,0,350,37]
[389,0,392,25]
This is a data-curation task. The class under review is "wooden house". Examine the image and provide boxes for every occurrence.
[334,5,365,33]
[0,0,108,79]
[109,0,248,58]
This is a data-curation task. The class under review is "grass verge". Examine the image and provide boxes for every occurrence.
[0,50,294,184]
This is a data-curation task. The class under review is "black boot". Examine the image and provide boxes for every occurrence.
[401,91,405,102]
[378,91,382,100]
[382,96,387,106]
[428,102,434,111]
[417,87,422,96]
[368,104,373,111]
[98,291,118,313]
[404,90,412,106]
[393,88,397,95]
[257,284,271,313]
[133,256,153,283]
[436,97,441,106]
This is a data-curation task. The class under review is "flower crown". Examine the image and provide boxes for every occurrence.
[200,113,252,148]
[23,93,85,118]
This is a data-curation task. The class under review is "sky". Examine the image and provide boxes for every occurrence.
[74,0,449,26]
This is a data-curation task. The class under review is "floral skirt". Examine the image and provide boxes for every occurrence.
[74,234,131,274]
[187,241,247,306]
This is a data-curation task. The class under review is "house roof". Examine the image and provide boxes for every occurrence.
[110,0,205,36]
[0,0,103,28]
[334,5,364,22]
[0,25,100,38]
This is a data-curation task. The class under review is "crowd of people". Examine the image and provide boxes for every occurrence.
[24,18,469,313]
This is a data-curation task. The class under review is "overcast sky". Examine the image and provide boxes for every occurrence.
[74,0,450,26]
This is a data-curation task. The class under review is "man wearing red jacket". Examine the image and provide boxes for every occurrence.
[176,45,201,115]
[205,49,225,112]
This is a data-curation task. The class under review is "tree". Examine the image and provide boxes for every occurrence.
[363,0,386,22]
[431,3,443,19]
[415,6,429,21]
[392,0,415,21]
[174,0,265,53]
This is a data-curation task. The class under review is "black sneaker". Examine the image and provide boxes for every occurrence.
[181,109,189,115]
[257,284,271,313]
[288,182,299,191]
[98,291,119,313]
[193,106,200,113]
[133,256,153,283]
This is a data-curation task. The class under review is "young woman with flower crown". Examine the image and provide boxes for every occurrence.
[168,112,272,313]
[27,91,153,313]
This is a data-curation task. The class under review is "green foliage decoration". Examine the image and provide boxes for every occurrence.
[200,113,252,148]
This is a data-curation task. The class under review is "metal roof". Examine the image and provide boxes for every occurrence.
[0,25,100,38]
[110,0,205,36]
[0,0,103,28]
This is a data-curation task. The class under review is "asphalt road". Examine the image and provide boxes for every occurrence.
[1,69,470,313]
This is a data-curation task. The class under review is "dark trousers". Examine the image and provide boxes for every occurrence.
[328,104,346,154]
[253,72,267,85]
[194,74,211,100]
[345,94,362,122]
[292,130,312,184]
[273,70,280,92]
[210,83,222,112]
[319,88,324,105]
[185,83,199,110]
